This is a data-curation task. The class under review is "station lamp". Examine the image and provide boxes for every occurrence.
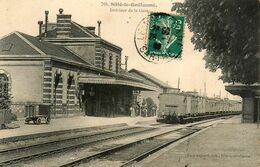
[67,72,74,89]
[54,69,62,89]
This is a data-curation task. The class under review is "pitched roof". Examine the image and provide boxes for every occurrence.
[0,31,91,65]
[129,72,159,88]
[0,32,39,55]
[42,21,98,38]
[41,21,122,51]
[72,21,99,38]
[129,68,173,89]
[117,69,144,82]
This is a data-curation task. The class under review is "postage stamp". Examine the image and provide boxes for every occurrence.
[147,13,184,58]
[134,13,184,63]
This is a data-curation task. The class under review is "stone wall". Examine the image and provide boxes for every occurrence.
[66,44,96,64]
[0,60,44,103]
[242,97,255,123]
[43,60,83,117]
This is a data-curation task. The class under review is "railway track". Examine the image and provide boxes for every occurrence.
[0,118,225,167]
[0,126,157,166]
[0,123,129,144]
[119,126,211,167]
[0,125,134,153]
[58,119,219,167]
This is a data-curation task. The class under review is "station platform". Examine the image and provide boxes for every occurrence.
[135,115,260,167]
[0,116,156,141]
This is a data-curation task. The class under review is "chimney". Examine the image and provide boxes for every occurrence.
[177,77,180,89]
[44,10,49,37]
[56,8,72,38]
[97,20,101,37]
[38,21,43,40]
[86,26,95,34]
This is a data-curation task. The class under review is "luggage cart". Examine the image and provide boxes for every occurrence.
[25,104,50,124]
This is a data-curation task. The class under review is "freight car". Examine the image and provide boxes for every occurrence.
[157,91,241,124]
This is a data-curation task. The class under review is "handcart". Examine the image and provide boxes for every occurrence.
[25,105,50,124]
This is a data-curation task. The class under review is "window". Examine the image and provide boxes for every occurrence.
[0,74,8,95]
[116,55,119,73]
[102,53,105,70]
[109,53,113,70]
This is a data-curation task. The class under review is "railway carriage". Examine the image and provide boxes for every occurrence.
[157,92,242,124]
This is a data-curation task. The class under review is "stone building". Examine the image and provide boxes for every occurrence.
[0,9,156,118]
[129,68,180,108]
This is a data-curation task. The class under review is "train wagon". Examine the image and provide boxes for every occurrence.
[157,91,242,124]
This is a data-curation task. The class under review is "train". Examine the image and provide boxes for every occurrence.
[156,91,242,124]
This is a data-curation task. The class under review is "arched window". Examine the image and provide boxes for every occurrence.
[0,73,9,95]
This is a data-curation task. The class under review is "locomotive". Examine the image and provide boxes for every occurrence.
[157,91,242,124]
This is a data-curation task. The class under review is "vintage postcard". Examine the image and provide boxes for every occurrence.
[0,0,258,167]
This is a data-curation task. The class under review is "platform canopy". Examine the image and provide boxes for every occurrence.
[225,83,260,97]
[78,73,157,91]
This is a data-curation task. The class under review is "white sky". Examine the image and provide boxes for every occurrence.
[0,0,241,100]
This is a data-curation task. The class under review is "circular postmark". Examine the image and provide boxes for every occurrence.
[134,12,184,64]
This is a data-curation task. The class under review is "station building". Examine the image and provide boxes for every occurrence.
[129,68,180,108]
[0,9,156,118]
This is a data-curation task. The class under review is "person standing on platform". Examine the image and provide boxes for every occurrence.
[130,105,135,117]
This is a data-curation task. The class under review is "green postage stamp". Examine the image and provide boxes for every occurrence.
[134,13,184,63]
[147,13,184,58]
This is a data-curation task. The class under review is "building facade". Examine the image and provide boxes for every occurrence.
[0,9,156,118]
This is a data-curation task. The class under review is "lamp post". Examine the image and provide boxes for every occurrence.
[67,72,74,117]
[89,87,95,116]
[54,69,62,118]
[76,84,84,114]
[75,70,81,113]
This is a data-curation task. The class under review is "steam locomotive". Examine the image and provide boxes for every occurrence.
[157,92,242,124]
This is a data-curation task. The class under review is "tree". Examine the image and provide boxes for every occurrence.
[0,93,13,124]
[145,97,157,116]
[172,0,259,84]
[0,94,11,110]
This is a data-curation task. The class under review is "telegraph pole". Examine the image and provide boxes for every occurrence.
[204,82,206,97]
[177,77,180,89]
